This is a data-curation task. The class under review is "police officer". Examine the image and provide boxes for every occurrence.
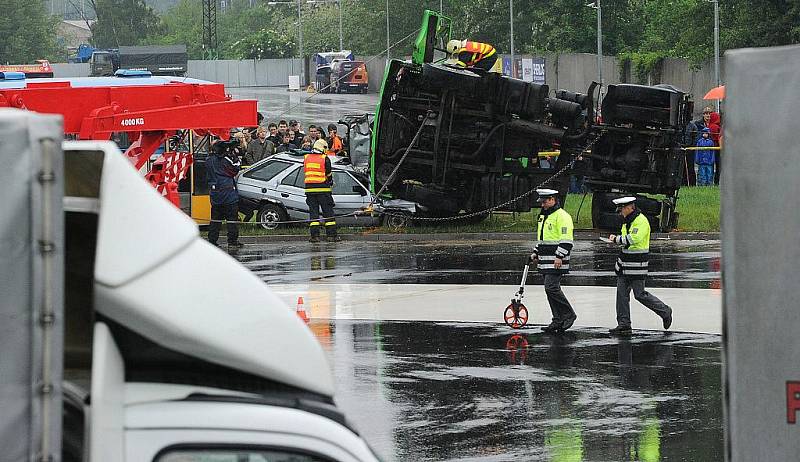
[608,197,672,335]
[207,139,244,248]
[304,139,340,243]
[530,189,577,333]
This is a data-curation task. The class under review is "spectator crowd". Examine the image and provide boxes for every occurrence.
[225,112,347,167]
[685,106,723,186]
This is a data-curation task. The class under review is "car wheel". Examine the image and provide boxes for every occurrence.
[257,203,288,230]
[382,210,411,229]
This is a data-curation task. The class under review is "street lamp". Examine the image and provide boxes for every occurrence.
[587,1,603,87]
[707,0,720,110]
[307,0,344,51]
[268,0,304,85]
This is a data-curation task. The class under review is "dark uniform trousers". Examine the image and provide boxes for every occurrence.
[208,201,239,245]
[306,192,337,237]
[615,276,671,328]
[544,273,575,324]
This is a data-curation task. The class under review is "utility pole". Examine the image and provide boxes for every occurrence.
[201,0,218,60]
[597,0,603,87]
[587,1,603,88]
[711,0,720,111]
[509,0,515,77]
[298,0,304,85]
[338,0,343,50]
[385,0,390,60]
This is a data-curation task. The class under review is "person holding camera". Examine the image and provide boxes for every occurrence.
[207,139,244,248]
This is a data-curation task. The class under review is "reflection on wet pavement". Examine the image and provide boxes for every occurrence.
[237,239,721,289]
[228,87,378,127]
[319,320,723,462]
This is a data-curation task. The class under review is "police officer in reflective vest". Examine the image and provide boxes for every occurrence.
[608,197,673,335]
[446,39,498,71]
[530,189,578,333]
[304,139,340,243]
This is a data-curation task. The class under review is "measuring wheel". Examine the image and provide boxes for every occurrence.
[504,302,529,329]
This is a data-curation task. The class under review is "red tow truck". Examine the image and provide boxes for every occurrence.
[0,70,257,222]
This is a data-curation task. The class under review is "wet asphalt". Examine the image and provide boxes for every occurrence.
[233,238,723,461]
[228,87,378,128]
[315,320,722,462]
[236,239,721,289]
[227,88,724,460]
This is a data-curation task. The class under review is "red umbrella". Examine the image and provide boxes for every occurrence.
[704,85,725,100]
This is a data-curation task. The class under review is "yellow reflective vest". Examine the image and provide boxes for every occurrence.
[534,206,574,274]
[614,211,651,279]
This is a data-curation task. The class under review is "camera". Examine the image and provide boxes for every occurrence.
[213,138,240,154]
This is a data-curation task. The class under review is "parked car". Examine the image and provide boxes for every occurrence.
[237,151,417,230]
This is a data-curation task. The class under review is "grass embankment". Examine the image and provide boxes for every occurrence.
[236,186,720,236]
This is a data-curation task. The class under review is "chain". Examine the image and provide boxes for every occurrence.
[368,111,434,206]
[382,134,604,223]
[202,130,603,227]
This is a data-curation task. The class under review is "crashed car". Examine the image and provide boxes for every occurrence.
[371,10,692,231]
[237,151,418,229]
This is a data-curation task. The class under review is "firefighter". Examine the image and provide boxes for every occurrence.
[607,197,673,335]
[304,139,340,243]
[446,39,498,71]
[530,189,577,333]
[206,139,244,248]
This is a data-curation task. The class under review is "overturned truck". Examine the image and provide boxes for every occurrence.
[371,11,691,231]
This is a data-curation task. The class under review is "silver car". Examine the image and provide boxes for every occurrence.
[237,152,416,230]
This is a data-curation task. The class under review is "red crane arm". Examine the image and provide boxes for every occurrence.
[0,77,257,178]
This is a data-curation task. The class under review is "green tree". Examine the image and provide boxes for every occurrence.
[230,28,296,59]
[89,0,164,48]
[147,0,202,57]
[0,0,62,63]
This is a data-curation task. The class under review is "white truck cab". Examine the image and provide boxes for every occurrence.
[59,139,380,462]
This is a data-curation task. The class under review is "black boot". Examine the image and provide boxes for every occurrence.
[609,325,633,336]
[541,322,562,334]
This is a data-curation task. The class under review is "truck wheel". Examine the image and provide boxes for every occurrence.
[258,204,287,230]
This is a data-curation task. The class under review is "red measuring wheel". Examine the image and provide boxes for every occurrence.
[504,302,529,329]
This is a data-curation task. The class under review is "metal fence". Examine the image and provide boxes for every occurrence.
[51,54,723,112]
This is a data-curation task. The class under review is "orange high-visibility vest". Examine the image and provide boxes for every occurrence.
[329,135,343,153]
[459,41,496,67]
[303,153,329,188]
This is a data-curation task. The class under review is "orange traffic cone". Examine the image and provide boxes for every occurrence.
[296,296,309,323]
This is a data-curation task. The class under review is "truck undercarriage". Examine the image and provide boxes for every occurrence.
[372,11,692,231]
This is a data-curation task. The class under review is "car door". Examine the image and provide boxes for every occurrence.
[274,165,309,221]
[237,159,295,201]
[331,171,372,226]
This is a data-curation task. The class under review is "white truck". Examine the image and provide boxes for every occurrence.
[1,109,380,462]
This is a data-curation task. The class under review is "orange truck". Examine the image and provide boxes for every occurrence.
[331,60,369,94]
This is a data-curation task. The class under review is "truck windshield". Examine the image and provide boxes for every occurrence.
[94,54,112,64]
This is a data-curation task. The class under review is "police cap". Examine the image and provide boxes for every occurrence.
[536,188,559,202]
[612,196,636,206]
